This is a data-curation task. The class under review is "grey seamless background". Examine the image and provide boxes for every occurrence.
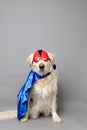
[0,0,87,130]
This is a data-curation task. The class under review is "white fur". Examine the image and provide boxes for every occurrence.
[0,51,62,123]
[0,110,17,120]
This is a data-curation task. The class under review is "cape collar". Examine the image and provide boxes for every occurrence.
[31,64,56,79]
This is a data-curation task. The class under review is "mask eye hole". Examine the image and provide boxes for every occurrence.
[42,56,47,61]
[35,57,40,62]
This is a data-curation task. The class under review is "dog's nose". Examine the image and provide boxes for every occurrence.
[39,63,45,70]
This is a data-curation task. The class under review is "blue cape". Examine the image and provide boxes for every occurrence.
[17,64,56,120]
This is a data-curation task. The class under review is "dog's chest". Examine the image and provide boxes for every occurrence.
[30,74,56,99]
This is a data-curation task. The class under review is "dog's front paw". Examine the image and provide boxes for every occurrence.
[53,113,62,123]
[20,117,28,122]
[30,113,39,119]
[53,116,62,123]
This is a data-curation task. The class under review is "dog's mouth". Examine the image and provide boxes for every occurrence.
[39,68,45,73]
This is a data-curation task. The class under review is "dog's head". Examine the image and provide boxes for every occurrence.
[27,50,55,75]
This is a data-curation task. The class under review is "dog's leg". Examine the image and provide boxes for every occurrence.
[20,111,29,122]
[52,94,62,123]
[29,105,40,119]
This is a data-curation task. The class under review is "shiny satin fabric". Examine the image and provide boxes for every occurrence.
[17,70,51,120]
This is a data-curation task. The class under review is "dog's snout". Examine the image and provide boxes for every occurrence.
[39,63,45,70]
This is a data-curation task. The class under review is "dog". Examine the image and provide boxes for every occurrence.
[0,49,62,123]
[20,49,62,123]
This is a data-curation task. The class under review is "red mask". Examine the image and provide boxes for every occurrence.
[33,50,50,63]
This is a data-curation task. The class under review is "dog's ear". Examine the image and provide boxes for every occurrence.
[27,53,34,67]
[48,52,55,65]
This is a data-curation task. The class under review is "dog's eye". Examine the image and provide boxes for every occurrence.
[42,56,47,61]
[35,57,40,61]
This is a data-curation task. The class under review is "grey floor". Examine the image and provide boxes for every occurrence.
[0,102,87,130]
[0,0,87,130]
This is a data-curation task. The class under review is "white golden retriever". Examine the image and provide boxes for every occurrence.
[21,49,62,123]
[0,50,62,123]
